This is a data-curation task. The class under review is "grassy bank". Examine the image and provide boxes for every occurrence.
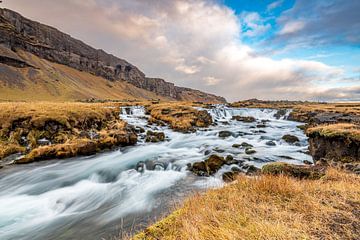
[146,102,212,132]
[134,168,360,240]
[0,102,138,164]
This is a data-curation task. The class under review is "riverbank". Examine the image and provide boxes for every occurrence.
[132,101,360,240]
[134,168,360,240]
[0,102,139,166]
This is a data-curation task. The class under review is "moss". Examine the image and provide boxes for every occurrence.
[133,210,183,240]
[307,123,360,142]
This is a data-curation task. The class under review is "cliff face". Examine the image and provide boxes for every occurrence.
[0,8,226,103]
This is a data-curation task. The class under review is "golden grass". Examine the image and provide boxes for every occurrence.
[0,101,139,162]
[146,102,212,132]
[307,123,360,141]
[134,169,360,240]
[231,100,360,116]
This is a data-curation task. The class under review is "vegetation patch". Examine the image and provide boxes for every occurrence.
[133,169,360,240]
[0,102,137,164]
[146,102,212,132]
[307,123,360,142]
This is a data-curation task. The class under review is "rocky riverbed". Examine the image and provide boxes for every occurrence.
[0,105,314,239]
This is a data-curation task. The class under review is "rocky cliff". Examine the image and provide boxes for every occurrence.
[0,8,226,103]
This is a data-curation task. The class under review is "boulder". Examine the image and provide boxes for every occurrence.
[222,171,238,182]
[145,130,165,143]
[262,162,325,180]
[282,134,300,144]
[274,109,287,119]
[241,142,253,148]
[265,141,276,146]
[218,131,233,138]
[245,148,256,155]
[232,116,256,123]
[190,154,226,176]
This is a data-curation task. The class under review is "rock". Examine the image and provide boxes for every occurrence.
[256,124,266,128]
[204,150,211,156]
[206,155,226,174]
[245,148,256,155]
[244,164,260,175]
[282,134,300,144]
[222,171,238,182]
[278,155,294,160]
[274,109,287,119]
[241,142,253,148]
[232,144,241,148]
[136,161,146,172]
[145,130,165,143]
[231,166,242,172]
[265,141,276,146]
[262,162,325,179]
[225,155,234,162]
[303,160,313,165]
[232,116,256,123]
[135,126,145,133]
[218,131,233,138]
[213,148,225,153]
[191,161,208,176]
[190,155,226,176]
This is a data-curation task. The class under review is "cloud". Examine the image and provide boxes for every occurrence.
[267,0,283,11]
[275,0,360,46]
[278,20,305,35]
[2,0,358,102]
[241,12,271,37]
[204,76,221,86]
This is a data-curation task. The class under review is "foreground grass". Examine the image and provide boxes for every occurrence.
[134,169,360,240]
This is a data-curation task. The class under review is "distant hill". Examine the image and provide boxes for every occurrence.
[0,8,226,103]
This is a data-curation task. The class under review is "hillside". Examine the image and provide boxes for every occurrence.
[0,8,226,103]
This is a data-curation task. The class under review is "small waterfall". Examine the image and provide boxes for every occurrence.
[121,106,146,116]
[206,105,292,121]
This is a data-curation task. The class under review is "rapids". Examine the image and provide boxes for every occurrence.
[0,106,311,239]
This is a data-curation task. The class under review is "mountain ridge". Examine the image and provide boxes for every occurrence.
[0,8,226,103]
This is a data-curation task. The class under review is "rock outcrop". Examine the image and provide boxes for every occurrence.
[0,8,226,103]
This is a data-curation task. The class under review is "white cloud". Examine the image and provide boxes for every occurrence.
[267,0,284,11]
[3,0,355,101]
[241,12,271,37]
[279,20,306,35]
[204,76,221,86]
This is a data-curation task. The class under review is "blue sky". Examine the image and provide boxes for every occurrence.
[222,0,360,86]
[3,0,360,101]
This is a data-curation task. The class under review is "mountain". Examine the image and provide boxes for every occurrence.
[0,8,226,103]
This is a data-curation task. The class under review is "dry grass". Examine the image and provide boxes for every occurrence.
[134,169,360,240]
[146,102,212,132]
[0,49,168,102]
[307,123,360,141]
[0,102,139,162]
[231,100,360,116]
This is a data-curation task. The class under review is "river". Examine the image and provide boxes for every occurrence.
[0,106,312,240]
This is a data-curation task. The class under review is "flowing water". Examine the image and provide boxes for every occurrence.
[0,106,312,240]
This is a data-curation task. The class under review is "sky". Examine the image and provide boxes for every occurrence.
[2,0,360,101]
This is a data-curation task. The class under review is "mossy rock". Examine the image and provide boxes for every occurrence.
[282,134,300,144]
[262,162,325,180]
[191,154,226,176]
[232,116,256,123]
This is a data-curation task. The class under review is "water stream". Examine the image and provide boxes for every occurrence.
[0,106,312,240]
